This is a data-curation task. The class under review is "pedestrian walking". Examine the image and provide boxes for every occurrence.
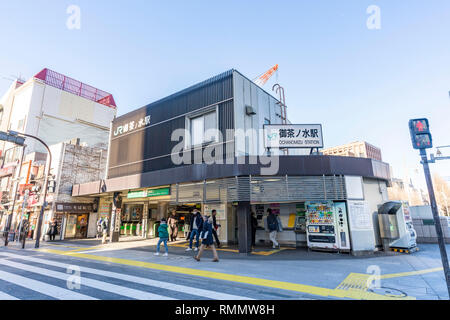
[266,209,281,249]
[154,218,169,256]
[96,218,103,239]
[185,209,203,252]
[194,215,219,262]
[251,211,258,247]
[48,219,58,241]
[100,217,109,244]
[167,209,179,242]
[211,209,221,248]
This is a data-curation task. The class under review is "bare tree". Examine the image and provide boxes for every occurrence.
[433,173,450,216]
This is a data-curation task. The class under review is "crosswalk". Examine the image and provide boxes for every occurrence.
[0,252,253,300]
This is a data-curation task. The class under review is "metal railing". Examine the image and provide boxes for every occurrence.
[34,68,116,109]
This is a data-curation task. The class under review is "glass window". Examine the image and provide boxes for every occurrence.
[190,111,218,147]
[204,112,217,142]
[191,116,204,146]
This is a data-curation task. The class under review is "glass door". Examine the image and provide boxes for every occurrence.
[65,214,77,238]
[76,214,89,238]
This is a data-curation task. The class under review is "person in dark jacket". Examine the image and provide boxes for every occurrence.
[194,216,219,262]
[100,217,109,244]
[155,218,169,256]
[186,209,203,252]
[167,209,179,242]
[48,219,58,241]
[251,211,258,247]
[211,210,221,248]
[266,208,280,249]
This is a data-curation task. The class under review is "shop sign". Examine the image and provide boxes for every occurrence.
[127,187,171,199]
[55,203,93,213]
[147,188,170,197]
[127,190,147,199]
[113,116,151,137]
[264,124,323,149]
[99,202,111,215]
[0,166,15,177]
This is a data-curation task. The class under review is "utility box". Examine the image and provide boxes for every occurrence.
[378,202,401,240]
[378,201,418,252]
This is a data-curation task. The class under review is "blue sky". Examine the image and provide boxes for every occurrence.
[1,0,449,185]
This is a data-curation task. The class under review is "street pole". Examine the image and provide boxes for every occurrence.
[19,134,53,249]
[420,149,450,298]
[4,145,26,247]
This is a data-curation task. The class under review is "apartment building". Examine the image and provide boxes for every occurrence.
[322,141,382,161]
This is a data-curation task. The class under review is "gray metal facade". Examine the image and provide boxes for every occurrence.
[170,175,347,204]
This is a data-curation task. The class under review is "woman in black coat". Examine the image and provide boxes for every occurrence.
[194,216,219,262]
[48,219,58,241]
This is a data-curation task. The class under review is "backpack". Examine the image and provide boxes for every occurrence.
[267,215,278,231]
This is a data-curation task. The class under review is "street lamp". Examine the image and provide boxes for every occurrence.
[0,131,52,248]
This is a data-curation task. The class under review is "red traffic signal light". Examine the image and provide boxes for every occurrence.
[411,119,429,133]
[409,118,432,150]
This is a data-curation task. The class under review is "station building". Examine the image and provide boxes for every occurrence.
[72,69,391,255]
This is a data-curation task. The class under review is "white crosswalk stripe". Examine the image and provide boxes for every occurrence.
[0,291,19,300]
[0,269,96,300]
[0,252,252,300]
[0,259,174,300]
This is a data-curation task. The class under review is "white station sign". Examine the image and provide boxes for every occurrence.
[264,124,324,149]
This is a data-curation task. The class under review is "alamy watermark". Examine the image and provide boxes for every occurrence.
[367,5,381,30]
[66,265,81,290]
[171,128,280,176]
[66,5,81,30]
[366,265,381,290]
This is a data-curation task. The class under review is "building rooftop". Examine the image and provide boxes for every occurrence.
[34,68,116,109]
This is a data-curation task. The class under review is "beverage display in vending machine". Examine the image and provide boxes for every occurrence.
[305,201,338,251]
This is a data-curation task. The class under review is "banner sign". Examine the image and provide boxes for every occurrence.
[55,203,93,213]
[127,187,171,199]
[264,124,323,149]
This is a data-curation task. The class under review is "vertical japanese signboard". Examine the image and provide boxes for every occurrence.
[264,124,324,149]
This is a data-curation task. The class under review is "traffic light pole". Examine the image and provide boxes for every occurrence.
[420,149,450,298]
[16,133,52,249]
[4,145,26,247]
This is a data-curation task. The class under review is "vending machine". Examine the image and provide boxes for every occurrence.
[305,201,338,251]
[294,203,307,247]
[334,202,351,252]
[305,201,350,252]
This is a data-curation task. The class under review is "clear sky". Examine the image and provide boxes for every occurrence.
[1,0,449,187]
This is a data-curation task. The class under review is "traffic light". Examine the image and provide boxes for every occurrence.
[47,180,57,193]
[0,131,25,146]
[409,118,433,150]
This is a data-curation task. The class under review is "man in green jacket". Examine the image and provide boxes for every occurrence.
[155,218,169,256]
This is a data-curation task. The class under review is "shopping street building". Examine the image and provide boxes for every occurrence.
[72,69,391,255]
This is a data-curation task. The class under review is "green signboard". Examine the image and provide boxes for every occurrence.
[127,190,147,199]
[147,188,170,197]
[127,187,170,199]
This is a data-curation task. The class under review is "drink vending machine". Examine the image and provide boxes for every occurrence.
[305,201,350,252]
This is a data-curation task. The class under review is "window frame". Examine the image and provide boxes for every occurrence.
[185,105,219,149]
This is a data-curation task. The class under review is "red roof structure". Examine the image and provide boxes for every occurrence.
[34,68,116,109]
